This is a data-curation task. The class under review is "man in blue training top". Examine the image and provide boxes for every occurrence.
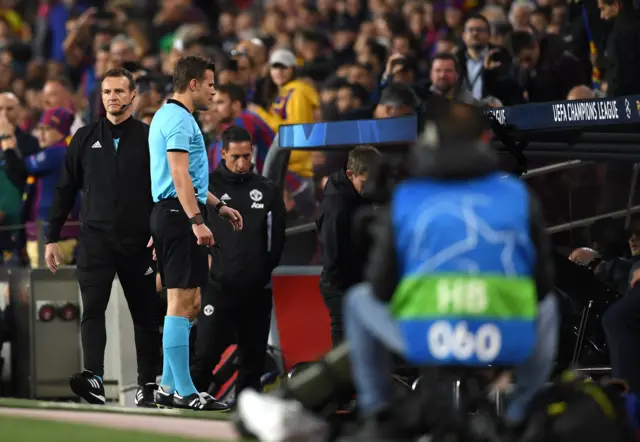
[149,55,243,411]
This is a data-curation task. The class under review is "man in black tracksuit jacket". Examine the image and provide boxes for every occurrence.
[316,145,381,346]
[45,68,161,407]
[191,126,286,397]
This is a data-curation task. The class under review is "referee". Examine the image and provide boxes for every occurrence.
[45,68,161,407]
[191,126,286,399]
[149,55,243,411]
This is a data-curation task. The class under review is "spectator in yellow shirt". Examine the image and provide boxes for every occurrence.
[265,48,320,222]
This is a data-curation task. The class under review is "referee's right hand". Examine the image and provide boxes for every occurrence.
[192,223,215,247]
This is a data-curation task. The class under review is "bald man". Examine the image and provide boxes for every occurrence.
[42,78,85,135]
[567,85,596,101]
[0,93,39,155]
[568,246,601,266]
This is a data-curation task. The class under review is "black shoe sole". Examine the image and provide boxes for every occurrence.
[172,403,231,412]
[136,401,157,408]
[155,393,174,409]
[155,400,175,409]
[69,376,105,405]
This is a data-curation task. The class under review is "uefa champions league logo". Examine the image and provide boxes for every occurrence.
[625,99,631,119]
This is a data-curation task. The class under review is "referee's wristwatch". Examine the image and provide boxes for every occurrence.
[189,213,205,225]
[214,200,227,214]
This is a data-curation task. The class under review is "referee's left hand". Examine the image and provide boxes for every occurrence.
[147,236,156,261]
[219,206,243,231]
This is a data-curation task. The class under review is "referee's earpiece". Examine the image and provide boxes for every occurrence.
[117,91,136,114]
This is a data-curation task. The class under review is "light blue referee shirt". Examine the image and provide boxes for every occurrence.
[148,99,209,205]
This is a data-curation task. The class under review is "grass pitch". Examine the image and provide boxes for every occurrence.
[0,415,220,442]
[0,397,230,420]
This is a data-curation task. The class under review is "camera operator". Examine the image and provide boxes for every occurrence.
[236,102,557,442]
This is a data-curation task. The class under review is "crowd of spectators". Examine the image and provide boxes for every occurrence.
[0,0,639,267]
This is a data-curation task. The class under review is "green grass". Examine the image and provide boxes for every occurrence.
[0,416,221,442]
[0,398,231,420]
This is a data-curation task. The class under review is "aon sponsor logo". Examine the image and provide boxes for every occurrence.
[251,202,264,209]
[427,321,502,363]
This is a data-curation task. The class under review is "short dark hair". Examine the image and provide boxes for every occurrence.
[431,52,459,73]
[378,82,420,110]
[172,55,216,94]
[103,67,136,91]
[321,76,348,91]
[341,82,370,105]
[216,83,247,108]
[423,101,490,146]
[364,38,387,66]
[221,125,252,150]
[392,32,413,44]
[347,145,381,176]
[464,13,490,31]
[26,79,44,91]
[507,31,537,56]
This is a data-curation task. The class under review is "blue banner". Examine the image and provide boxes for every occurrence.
[278,96,640,150]
[486,95,640,132]
[279,115,418,149]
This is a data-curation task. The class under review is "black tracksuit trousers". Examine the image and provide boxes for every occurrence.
[191,281,272,396]
[320,286,345,347]
[76,231,162,385]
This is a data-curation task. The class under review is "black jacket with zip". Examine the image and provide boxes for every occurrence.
[207,161,287,294]
[47,117,153,248]
[316,170,372,293]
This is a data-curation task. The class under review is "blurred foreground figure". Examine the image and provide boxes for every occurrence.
[236,103,559,441]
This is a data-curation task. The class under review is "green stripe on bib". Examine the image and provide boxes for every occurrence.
[390,274,537,320]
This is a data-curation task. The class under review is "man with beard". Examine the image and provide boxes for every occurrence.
[456,14,524,105]
[316,145,382,346]
[424,53,484,107]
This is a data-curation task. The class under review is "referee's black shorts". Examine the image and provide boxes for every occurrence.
[150,199,209,289]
